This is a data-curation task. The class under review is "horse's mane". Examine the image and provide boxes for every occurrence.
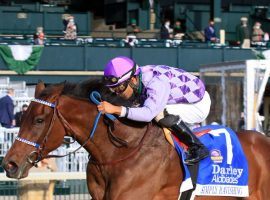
[41,78,149,127]
[61,78,134,107]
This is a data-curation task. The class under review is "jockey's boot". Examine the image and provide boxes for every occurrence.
[170,121,209,165]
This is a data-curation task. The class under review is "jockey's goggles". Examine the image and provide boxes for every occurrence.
[104,63,137,87]
[108,80,130,94]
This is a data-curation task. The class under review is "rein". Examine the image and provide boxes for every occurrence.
[89,91,150,166]
[15,91,149,166]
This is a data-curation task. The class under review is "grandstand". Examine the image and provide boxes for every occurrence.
[0,0,268,84]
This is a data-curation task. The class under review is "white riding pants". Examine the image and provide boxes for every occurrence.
[155,91,211,124]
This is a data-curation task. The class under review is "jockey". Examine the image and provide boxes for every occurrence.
[98,56,211,165]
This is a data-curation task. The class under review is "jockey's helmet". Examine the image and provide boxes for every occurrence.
[104,56,139,88]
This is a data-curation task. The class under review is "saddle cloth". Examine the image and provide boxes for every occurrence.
[168,124,249,199]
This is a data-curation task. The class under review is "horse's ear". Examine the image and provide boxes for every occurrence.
[35,81,45,98]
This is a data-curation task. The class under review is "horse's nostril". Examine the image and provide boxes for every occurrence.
[5,161,18,174]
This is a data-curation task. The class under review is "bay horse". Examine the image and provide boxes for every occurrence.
[2,79,270,200]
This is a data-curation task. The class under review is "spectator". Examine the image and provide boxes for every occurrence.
[160,19,173,39]
[33,27,45,45]
[64,15,77,40]
[124,19,140,47]
[15,104,28,127]
[173,19,185,39]
[204,19,218,43]
[236,17,250,48]
[109,24,116,38]
[126,18,141,36]
[62,16,69,32]
[252,22,265,43]
[0,88,15,128]
[238,112,245,131]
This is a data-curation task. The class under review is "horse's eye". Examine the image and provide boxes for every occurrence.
[36,118,44,124]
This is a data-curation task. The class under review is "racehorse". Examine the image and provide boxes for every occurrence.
[2,79,270,200]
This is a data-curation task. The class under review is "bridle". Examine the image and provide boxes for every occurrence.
[16,96,99,166]
[15,91,150,166]
[15,98,58,166]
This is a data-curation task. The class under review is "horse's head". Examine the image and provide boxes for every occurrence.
[2,82,67,179]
